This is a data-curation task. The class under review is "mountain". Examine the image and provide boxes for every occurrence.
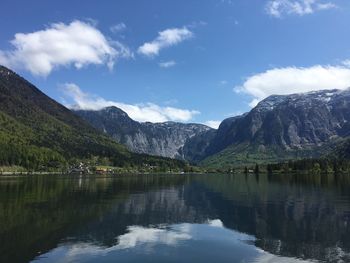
[329,138,350,159]
[75,89,350,167]
[0,65,186,171]
[4,62,348,170]
[74,107,213,160]
[181,128,217,162]
[201,89,350,167]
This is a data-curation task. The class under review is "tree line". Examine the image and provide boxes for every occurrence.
[266,158,350,174]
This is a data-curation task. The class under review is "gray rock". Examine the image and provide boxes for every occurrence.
[75,106,213,160]
[204,88,350,160]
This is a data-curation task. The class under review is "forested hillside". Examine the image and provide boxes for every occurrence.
[0,65,186,172]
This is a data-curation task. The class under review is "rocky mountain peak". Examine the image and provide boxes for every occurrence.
[254,88,350,113]
[198,88,350,166]
[100,106,131,119]
[0,65,16,78]
[74,107,213,159]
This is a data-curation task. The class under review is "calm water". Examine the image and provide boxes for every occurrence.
[1,173,350,263]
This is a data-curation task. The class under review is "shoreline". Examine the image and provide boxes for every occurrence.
[0,171,208,177]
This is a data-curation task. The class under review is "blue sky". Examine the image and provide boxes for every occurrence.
[1,0,350,128]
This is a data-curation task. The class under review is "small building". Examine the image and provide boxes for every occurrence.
[96,167,108,174]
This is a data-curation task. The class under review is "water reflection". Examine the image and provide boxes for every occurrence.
[197,174,350,262]
[34,220,309,263]
[0,173,349,262]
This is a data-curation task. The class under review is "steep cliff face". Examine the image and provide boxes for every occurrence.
[75,88,350,166]
[225,89,350,149]
[201,89,350,166]
[180,129,217,162]
[75,107,213,159]
[204,114,247,156]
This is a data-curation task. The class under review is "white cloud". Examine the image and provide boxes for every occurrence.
[138,27,193,57]
[116,226,191,249]
[110,23,127,33]
[207,219,224,227]
[266,0,337,17]
[256,253,311,263]
[204,120,221,129]
[33,219,311,262]
[317,2,337,10]
[61,83,199,123]
[343,60,350,67]
[159,60,176,68]
[56,225,191,260]
[0,20,132,76]
[41,220,225,260]
[235,64,350,107]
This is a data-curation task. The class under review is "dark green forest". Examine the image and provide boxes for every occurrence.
[264,140,350,174]
[0,66,187,172]
[266,158,350,174]
[1,64,350,173]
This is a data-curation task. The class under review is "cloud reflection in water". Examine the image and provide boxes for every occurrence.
[33,219,311,263]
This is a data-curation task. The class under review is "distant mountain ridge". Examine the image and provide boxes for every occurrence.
[201,88,350,167]
[74,106,213,159]
[0,65,186,170]
[2,63,349,170]
[75,88,350,167]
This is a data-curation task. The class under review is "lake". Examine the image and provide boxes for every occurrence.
[0,173,350,263]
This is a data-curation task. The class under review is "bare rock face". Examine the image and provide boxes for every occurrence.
[204,88,350,159]
[75,88,350,164]
[74,107,213,160]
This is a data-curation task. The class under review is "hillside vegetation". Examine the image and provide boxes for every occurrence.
[0,65,186,172]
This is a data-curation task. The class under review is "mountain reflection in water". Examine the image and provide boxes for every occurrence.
[0,173,349,263]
